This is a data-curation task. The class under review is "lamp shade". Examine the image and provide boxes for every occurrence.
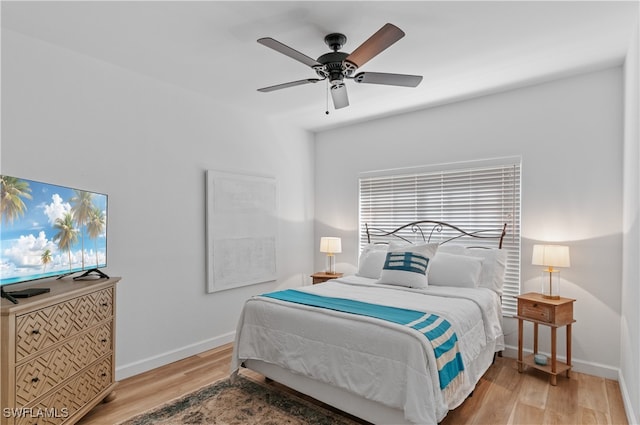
[320,237,342,254]
[532,244,570,268]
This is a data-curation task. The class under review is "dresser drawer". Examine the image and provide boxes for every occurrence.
[16,357,113,425]
[518,300,552,323]
[15,323,113,406]
[15,289,113,361]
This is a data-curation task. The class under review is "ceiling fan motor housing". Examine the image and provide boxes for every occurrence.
[316,51,352,85]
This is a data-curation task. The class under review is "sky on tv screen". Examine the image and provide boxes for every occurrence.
[1,176,107,285]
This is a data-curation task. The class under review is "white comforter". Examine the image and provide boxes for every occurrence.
[231,276,504,424]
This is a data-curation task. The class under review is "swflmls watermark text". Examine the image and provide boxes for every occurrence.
[2,407,69,419]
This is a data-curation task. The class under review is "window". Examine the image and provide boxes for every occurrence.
[359,159,521,316]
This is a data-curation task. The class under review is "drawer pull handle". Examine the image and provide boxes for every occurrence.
[533,303,538,307]
[101,302,109,307]
[31,377,39,383]
[31,329,40,335]
[101,338,108,343]
[101,372,107,377]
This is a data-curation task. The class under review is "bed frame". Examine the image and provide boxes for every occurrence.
[365,220,507,248]
[241,221,508,424]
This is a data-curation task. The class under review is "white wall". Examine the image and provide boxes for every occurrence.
[1,30,315,379]
[314,67,624,378]
[621,14,640,425]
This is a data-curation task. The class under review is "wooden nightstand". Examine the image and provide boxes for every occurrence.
[516,292,576,385]
[311,272,343,284]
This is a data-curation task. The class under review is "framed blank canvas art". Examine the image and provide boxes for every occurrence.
[206,170,277,293]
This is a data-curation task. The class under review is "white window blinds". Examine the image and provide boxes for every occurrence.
[359,160,521,316]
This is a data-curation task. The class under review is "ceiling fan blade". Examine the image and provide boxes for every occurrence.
[258,37,322,68]
[344,23,405,70]
[257,78,322,92]
[353,72,422,87]
[330,84,349,109]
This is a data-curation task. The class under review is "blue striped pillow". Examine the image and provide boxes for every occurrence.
[376,242,439,288]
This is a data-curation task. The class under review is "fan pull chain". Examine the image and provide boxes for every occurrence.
[325,80,330,115]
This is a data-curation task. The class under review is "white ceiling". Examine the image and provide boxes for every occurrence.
[2,1,638,132]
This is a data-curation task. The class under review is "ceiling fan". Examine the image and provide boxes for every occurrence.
[257,23,423,110]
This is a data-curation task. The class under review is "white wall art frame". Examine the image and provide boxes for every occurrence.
[206,170,277,293]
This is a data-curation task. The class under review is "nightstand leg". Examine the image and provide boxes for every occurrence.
[551,326,557,386]
[533,323,538,354]
[566,323,572,378]
[518,318,523,372]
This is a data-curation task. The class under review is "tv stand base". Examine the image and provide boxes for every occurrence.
[73,268,110,280]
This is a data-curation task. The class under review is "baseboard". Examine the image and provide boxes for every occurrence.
[115,331,236,380]
[618,370,639,425]
[502,345,620,380]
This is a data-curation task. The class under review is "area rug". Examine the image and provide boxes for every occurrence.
[119,374,363,425]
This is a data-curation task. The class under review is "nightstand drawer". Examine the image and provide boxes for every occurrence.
[519,301,552,323]
[516,292,575,326]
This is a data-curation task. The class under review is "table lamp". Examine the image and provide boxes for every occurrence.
[320,237,342,274]
[532,244,570,299]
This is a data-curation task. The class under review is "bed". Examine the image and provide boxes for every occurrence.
[231,221,508,424]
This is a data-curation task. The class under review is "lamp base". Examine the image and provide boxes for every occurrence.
[541,269,561,299]
[325,254,336,274]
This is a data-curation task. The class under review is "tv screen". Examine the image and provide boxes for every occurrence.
[0,175,107,287]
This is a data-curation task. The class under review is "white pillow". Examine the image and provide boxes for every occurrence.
[468,248,507,294]
[437,244,507,294]
[429,252,483,288]
[356,244,389,279]
[376,242,438,289]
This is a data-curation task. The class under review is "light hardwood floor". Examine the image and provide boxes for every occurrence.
[78,343,628,425]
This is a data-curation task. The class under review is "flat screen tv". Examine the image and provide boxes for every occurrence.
[0,175,108,293]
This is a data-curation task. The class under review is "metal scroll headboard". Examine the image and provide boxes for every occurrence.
[365,220,507,249]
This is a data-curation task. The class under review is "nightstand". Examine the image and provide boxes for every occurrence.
[311,272,343,284]
[516,292,576,385]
